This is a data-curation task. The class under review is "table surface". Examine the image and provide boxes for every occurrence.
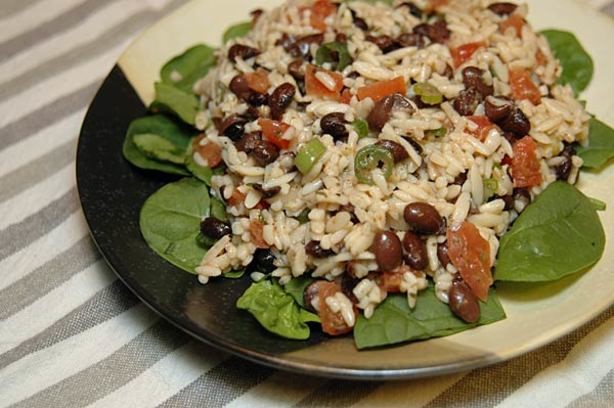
[0,1,612,407]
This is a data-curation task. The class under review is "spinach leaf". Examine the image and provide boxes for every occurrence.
[283,276,314,308]
[315,42,353,71]
[140,178,210,273]
[223,269,245,279]
[236,280,317,340]
[133,133,187,164]
[577,118,614,170]
[160,44,216,93]
[589,197,606,211]
[223,21,252,44]
[185,154,213,184]
[210,196,228,222]
[153,82,200,126]
[541,29,594,94]
[354,286,505,349]
[495,181,605,282]
[122,115,194,175]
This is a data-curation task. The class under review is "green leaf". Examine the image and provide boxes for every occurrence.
[577,118,614,170]
[223,21,252,44]
[495,182,605,282]
[541,29,594,94]
[210,196,228,222]
[354,286,506,349]
[223,269,245,279]
[236,280,316,340]
[160,44,217,93]
[139,178,210,273]
[589,197,606,211]
[426,127,447,138]
[133,133,187,164]
[315,42,353,72]
[153,82,200,125]
[283,276,314,308]
[122,115,195,175]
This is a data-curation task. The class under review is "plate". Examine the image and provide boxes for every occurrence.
[76,0,614,380]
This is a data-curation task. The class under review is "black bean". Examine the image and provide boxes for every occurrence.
[250,140,279,166]
[413,20,450,44]
[252,248,276,273]
[442,64,454,79]
[335,32,348,43]
[372,231,403,271]
[448,278,480,323]
[398,2,423,19]
[462,66,493,97]
[287,59,305,81]
[276,33,323,59]
[269,83,296,120]
[253,184,281,198]
[396,32,424,48]
[200,217,231,240]
[305,240,334,258]
[235,131,262,153]
[555,144,576,181]
[402,231,428,270]
[220,115,248,140]
[229,75,251,100]
[341,274,359,304]
[320,112,349,141]
[500,194,514,210]
[502,131,517,145]
[513,188,531,212]
[366,35,399,53]
[484,95,514,123]
[407,138,423,155]
[487,2,518,16]
[453,87,482,116]
[437,242,450,268]
[404,202,445,235]
[500,107,531,137]
[247,92,268,107]
[228,44,260,63]
[350,9,369,30]
[453,172,467,186]
[367,93,414,132]
[376,140,409,163]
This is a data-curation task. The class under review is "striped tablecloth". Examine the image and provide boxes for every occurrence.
[1,1,613,407]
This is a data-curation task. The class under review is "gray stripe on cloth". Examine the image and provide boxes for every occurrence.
[0,187,79,261]
[0,0,122,60]
[424,308,614,408]
[0,140,74,204]
[11,320,189,408]
[0,82,98,152]
[0,237,100,320]
[601,2,614,17]
[0,0,44,19]
[567,369,614,408]
[0,279,137,370]
[0,0,185,101]
[158,357,275,407]
[294,380,380,408]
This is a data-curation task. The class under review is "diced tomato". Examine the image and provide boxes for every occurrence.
[509,69,541,105]
[244,69,270,94]
[450,41,485,68]
[254,200,270,210]
[467,116,494,141]
[356,77,406,102]
[194,140,222,168]
[227,189,246,207]
[317,281,353,336]
[258,118,291,150]
[447,222,492,301]
[305,65,344,101]
[310,0,336,32]
[249,220,269,249]
[512,136,542,188]
[500,14,524,37]
[340,88,352,104]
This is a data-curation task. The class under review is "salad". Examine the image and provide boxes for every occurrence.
[123,0,613,349]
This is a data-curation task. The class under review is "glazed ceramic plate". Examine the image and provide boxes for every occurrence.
[76,0,614,379]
